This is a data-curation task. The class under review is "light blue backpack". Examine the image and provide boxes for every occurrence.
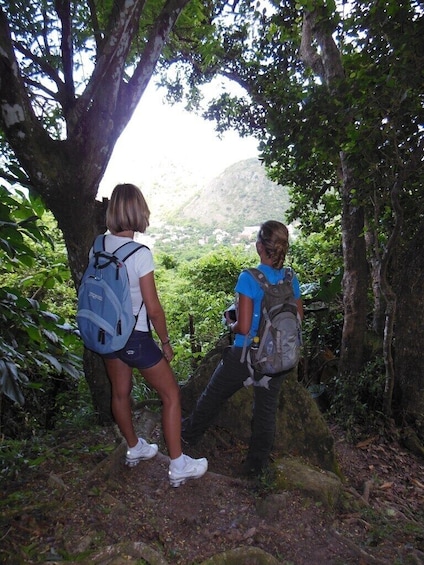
[77,235,146,354]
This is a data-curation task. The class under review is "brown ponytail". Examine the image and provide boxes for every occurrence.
[257,220,289,270]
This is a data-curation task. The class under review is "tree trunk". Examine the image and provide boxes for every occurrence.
[395,220,424,440]
[83,349,113,425]
[300,10,369,376]
[48,175,113,423]
[338,152,369,375]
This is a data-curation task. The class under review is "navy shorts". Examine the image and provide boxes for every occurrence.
[103,331,163,370]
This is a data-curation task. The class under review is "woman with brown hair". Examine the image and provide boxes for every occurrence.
[182,220,303,477]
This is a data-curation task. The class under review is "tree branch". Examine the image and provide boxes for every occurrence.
[120,0,192,122]
[299,12,325,80]
[300,8,344,87]
[87,0,104,53]
[55,0,76,111]
[13,42,65,96]
[380,178,403,416]
[69,0,147,133]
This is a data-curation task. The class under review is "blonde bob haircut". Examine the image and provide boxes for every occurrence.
[106,183,150,234]
[257,220,289,270]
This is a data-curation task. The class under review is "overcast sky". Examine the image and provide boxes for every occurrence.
[98,81,259,199]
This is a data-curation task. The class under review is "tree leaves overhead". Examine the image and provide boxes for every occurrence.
[158,0,424,239]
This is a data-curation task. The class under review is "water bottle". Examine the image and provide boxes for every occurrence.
[250,336,260,366]
[251,336,260,351]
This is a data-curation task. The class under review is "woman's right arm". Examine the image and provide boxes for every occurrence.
[139,271,173,358]
[228,293,252,336]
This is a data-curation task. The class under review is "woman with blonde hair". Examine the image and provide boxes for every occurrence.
[99,183,207,487]
[182,220,303,476]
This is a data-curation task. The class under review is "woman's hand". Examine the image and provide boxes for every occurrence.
[162,341,174,362]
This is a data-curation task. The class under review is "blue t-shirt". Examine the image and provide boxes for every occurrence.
[233,264,301,348]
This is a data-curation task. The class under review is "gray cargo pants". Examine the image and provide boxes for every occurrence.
[182,345,287,472]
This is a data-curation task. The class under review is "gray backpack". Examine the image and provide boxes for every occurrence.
[243,267,301,377]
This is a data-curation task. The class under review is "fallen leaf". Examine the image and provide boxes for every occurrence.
[379,482,394,490]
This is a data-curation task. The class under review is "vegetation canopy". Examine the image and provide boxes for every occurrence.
[0,0,424,456]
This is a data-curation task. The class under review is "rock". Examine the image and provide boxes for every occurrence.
[181,335,340,475]
[255,493,290,519]
[274,456,343,509]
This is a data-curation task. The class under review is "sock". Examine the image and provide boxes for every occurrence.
[170,453,185,471]
[127,439,138,450]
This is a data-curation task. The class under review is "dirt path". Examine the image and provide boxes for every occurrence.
[1,420,424,564]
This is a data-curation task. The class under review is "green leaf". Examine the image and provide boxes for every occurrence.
[38,353,62,372]
[0,360,25,405]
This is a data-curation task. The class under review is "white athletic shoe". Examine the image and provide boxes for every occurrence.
[168,454,208,487]
[125,438,158,467]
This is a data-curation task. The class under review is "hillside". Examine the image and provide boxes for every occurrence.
[136,159,201,226]
[174,158,291,230]
[140,158,291,231]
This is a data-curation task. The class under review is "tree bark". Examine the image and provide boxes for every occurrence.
[364,212,386,337]
[338,153,369,375]
[395,219,424,440]
[379,180,403,416]
[83,349,113,425]
[0,0,190,422]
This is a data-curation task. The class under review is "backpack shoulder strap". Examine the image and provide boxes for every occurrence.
[113,240,150,326]
[114,240,148,263]
[249,266,294,287]
[92,234,106,254]
[92,235,149,262]
[245,267,269,289]
[284,267,294,283]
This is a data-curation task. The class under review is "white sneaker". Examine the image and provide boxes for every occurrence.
[168,454,208,487]
[125,438,158,467]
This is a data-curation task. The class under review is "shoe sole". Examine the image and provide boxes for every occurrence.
[125,458,147,467]
[125,452,158,467]
[169,468,208,488]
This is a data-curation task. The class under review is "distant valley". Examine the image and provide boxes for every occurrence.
[136,158,293,257]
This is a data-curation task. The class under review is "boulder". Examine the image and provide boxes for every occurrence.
[181,336,340,475]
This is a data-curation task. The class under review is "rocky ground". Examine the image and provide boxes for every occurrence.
[1,412,424,565]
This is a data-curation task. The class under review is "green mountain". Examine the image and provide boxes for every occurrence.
[172,158,291,231]
[136,158,294,257]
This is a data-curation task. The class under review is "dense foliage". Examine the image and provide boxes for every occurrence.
[157,0,424,429]
[0,182,353,441]
[0,185,82,437]
[1,0,418,445]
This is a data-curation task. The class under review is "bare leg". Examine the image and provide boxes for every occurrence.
[142,358,182,460]
[104,358,138,448]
